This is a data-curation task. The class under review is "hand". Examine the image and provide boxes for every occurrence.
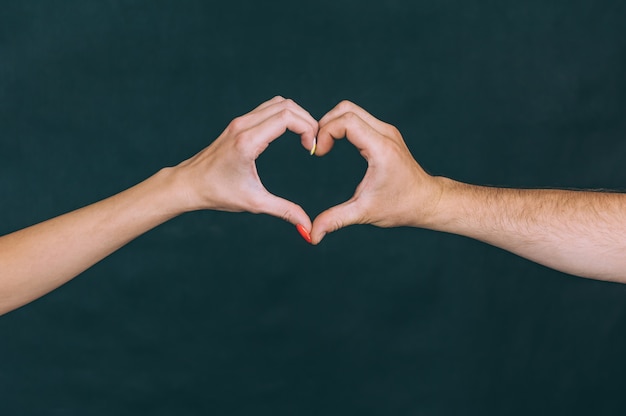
[310,101,444,244]
[171,96,318,228]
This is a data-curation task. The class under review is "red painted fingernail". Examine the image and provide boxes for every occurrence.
[296,224,312,244]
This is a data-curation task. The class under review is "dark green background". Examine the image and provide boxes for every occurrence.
[2,1,626,414]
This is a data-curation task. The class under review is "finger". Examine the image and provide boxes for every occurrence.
[319,100,394,137]
[231,98,318,140]
[314,111,384,158]
[250,95,285,113]
[238,108,318,158]
[258,100,318,152]
[253,98,315,124]
[310,199,362,244]
[255,191,312,229]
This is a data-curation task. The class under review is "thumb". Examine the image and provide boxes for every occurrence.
[311,199,362,245]
[256,192,312,230]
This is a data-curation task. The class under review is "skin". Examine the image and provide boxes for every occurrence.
[310,100,626,283]
[2,97,624,315]
[0,96,318,315]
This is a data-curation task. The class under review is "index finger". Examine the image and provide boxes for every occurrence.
[315,111,385,159]
[238,108,319,158]
[233,99,318,136]
[319,100,396,137]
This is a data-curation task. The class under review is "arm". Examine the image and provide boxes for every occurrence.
[431,182,626,282]
[0,96,318,315]
[310,100,626,283]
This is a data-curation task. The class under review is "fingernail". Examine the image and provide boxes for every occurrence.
[309,137,317,156]
[296,224,312,244]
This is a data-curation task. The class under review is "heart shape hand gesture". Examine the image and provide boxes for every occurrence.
[2,98,619,319]
[173,97,445,244]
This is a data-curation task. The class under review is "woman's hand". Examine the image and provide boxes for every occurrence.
[171,96,318,228]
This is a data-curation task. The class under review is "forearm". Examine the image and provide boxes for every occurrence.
[0,97,318,315]
[426,178,626,282]
[0,168,184,315]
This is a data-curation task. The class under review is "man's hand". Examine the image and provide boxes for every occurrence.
[310,101,443,244]
[171,96,318,228]
[310,100,626,281]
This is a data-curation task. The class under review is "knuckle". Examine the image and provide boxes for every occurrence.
[233,131,252,151]
[340,111,361,129]
[282,98,296,108]
[277,108,294,121]
[342,111,358,121]
[234,128,252,142]
[281,208,293,223]
[228,116,245,132]
[331,218,344,232]
[386,124,402,137]
[271,95,285,102]
[337,100,354,112]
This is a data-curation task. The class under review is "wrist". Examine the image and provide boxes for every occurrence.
[413,176,468,231]
[143,166,194,217]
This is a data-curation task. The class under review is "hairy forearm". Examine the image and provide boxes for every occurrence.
[427,178,626,282]
[0,168,183,315]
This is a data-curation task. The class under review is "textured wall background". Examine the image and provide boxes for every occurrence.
[1,1,626,415]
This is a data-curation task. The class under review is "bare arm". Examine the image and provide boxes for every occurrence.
[0,97,318,315]
[310,100,626,283]
[430,182,626,282]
